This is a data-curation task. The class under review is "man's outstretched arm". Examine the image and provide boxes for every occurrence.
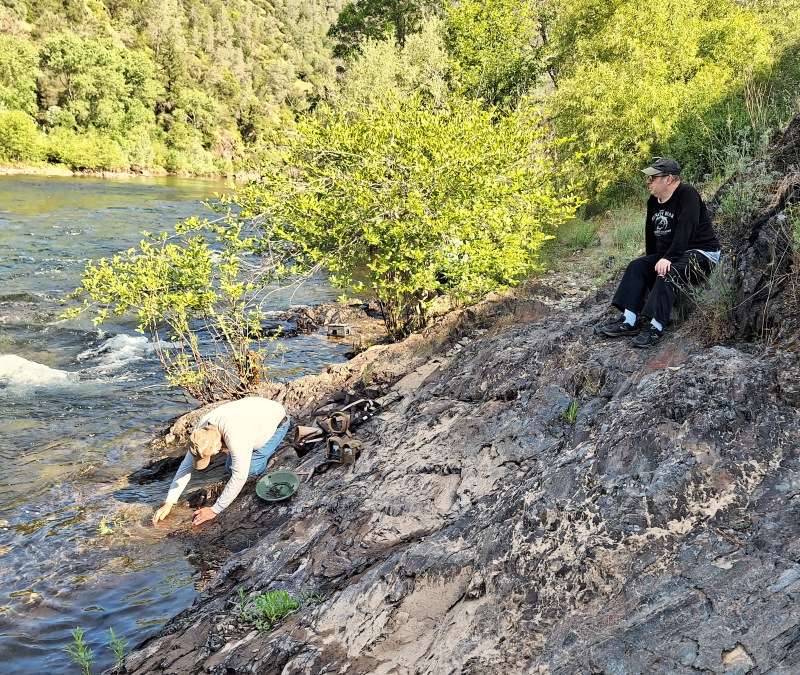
[152,451,193,525]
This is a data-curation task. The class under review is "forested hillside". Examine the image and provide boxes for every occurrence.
[0,0,345,173]
[1,0,799,183]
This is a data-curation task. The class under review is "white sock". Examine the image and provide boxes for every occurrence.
[623,309,637,326]
[650,318,663,332]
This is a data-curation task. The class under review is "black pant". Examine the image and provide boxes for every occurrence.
[611,251,714,326]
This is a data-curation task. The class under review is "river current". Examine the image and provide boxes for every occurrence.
[0,175,349,673]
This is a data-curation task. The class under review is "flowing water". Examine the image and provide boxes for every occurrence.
[0,175,349,673]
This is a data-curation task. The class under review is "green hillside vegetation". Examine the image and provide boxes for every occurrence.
[72,0,800,394]
[0,0,345,173]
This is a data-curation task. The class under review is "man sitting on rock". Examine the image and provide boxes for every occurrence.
[152,396,290,527]
[596,157,721,348]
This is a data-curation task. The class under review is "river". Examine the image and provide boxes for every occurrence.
[0,175,349,673]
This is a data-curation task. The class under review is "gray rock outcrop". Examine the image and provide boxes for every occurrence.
[121,119,800,674]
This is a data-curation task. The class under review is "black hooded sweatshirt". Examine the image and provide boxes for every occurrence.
[645,182,720,261]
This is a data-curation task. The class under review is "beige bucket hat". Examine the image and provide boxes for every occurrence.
[189,426,222,470]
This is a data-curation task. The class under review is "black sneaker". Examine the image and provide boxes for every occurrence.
[596,315,639,337]
[631,325,663,348]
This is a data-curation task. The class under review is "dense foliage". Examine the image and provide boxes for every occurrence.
[240,94,580,337]
[444,0,800,200]
[0,0,345,173]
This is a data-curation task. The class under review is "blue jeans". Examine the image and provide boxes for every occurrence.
[225,419,291,477]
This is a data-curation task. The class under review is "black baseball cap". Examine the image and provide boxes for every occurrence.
[641,157,681,176]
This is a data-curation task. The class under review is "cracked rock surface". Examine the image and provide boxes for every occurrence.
[121,281,800,674]
[121,122,800,674]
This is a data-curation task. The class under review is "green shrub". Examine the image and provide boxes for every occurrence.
[45,128,128,171]
[0,110,45,162]
[237,92,581,338]
[120,129,159,172]
[67,213,290,401]
[715,166,777,246]
[236,589,300,631]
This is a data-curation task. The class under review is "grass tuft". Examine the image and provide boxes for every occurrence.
[234,588,300,632]
[563,400,579,425]
[557,218,600,251]
[682,257,737,343]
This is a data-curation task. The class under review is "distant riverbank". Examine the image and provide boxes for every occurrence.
[0,163,259,183]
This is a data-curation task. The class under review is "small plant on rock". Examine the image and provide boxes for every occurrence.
[715,167,777,246]
[65,627,94,675]
[563,400,579,425]
[682,257,737,343]
[107,627,127,670]
[299,588,326,605]
[234,588,300,631]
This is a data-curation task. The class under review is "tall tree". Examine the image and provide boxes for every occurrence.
[328,0,438,58]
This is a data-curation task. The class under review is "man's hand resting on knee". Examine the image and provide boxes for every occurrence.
[655,258,672,277]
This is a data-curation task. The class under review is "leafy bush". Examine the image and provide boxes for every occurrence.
[0,111,45,162]
[238,93,581,337]
[45,128,128,171]
[67,214,294,401]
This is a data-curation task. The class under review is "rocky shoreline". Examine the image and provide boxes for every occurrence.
[118,120,800,674]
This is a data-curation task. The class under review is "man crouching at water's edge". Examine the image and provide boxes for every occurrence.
[152,396,290,527]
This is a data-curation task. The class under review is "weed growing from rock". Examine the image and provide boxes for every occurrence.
[715,165,777,246]
[563,400,579,425]
[682,258,737,343]
[107,627,127,669]
[234,588,300,631]
[65,627,93,675]
[299,588,326,605]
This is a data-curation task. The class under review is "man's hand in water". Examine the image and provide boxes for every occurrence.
[192,506,217,527]
[152,502,173,526]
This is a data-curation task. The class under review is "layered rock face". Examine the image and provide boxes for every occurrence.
[123,122,800,674]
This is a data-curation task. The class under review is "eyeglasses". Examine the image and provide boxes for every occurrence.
[645,174,667,183]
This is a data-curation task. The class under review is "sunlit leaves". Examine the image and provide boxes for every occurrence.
[242,89,581,337]
[71,214,292,402]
